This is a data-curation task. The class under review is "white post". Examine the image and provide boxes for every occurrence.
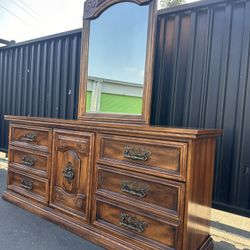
[90,80,102,112]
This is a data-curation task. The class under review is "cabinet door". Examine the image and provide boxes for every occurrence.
[50,129,94,221]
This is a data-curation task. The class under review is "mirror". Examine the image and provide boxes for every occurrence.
[78,0,156,124]
[86,3,149,115]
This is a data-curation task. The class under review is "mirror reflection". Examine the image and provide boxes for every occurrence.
[86,2,149,115]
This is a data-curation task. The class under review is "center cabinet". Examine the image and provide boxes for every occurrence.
[50,130,94,222]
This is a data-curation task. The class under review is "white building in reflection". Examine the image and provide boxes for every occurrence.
[87,76,143,113]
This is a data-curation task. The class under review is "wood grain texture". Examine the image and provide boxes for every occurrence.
[5,115,223,139]
[50,129,94,222]
[9,146,50,178]
[183,138,216,249]
[9,124,52,153]
[7,168,49,204]
[3,119,220,250]
[97,134,187,181]
[95,165,185,220]
[83,0,152,19]
[94,197,183,250]
[78,0,157,125]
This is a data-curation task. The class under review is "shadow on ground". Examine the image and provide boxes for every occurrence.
[0,169,103,250]
[1,168,249,250]
[214,241,250,250]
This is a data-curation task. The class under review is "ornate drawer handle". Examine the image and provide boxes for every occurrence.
[121,182,147,198]
[21,179,33,191]
[124,147,151,161]
[20,132,37,143]
[22,155,36,167]
[63,162,75,182]
[120,213,148,233]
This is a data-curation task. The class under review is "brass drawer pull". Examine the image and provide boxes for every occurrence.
[121,182,147,198]
[20,132,37,143]
[21,179,33,191]
[120,213,148,233]
[22,155,36,167]
[63,162,75,182]
[124,147,151,161]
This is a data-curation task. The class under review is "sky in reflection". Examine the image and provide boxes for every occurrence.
[88,2,149,84]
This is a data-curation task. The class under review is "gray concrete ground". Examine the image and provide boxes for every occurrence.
[0,154,103,250]
[0,153,250,250]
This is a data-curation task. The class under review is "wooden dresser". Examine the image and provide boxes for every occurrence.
[2,0,222,248]
[3,116,222,250]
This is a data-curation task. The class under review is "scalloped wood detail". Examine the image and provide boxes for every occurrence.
[83,0,152,19]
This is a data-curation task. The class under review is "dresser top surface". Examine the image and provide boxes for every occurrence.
[5,115,223,139]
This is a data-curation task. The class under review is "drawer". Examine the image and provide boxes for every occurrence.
[10,124,52,153]
[97,134,187,181]
[96,165,185,220]
[7,168,49,204]
[9,146,50,178]
[94,197,182,250]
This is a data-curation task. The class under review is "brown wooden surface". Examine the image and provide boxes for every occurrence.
[183,138,216,249]
[95,165,185,220]
[7,168,49,204]
[78,0,157,125]
[94,197,182,250]
[3,119,220,250]
[9,146,50,178]
[84,0,152,19]
[10,124,52,153]
[2,0,221,247]
[5,115,223,139]
[50,129,94,221]
[97,134,187,181]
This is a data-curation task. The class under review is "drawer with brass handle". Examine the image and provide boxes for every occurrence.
[9,146,50,178]
[10,124,52,153]
[96,165,185,220]
[97,134,187,181]
[94,197,182,250]
[7,169,49,204]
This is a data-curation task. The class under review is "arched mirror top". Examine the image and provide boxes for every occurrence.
[78,0,156,125]
[83,0,152,20]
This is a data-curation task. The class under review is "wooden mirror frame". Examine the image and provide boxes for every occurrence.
[78,0,157,125]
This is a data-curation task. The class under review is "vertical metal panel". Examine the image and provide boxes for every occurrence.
[152,0,250,216]
[0,29,82,152]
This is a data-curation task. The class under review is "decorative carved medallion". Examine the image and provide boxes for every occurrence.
[76,143,89,155]
[83,0,152,19]
[84,0,99,19]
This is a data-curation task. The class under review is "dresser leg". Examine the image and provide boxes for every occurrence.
[199,236,214,250]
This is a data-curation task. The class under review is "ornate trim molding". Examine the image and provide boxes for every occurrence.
[83,0,152,19]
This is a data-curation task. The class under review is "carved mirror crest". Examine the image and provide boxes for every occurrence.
[78,0,156,124]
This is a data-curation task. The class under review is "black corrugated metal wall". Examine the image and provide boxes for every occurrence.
[151,0,250,216]
[0,0,249,215]
[0,29,82,152]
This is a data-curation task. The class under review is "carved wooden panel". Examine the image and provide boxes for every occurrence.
[8,168,49,204]
[96,165,185,220]
[9,146,50,178]
[97,134,187,181]
[94,197,182,250]
[50,129,94,221]
[10,124,52,153]
[83,0,152,19]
